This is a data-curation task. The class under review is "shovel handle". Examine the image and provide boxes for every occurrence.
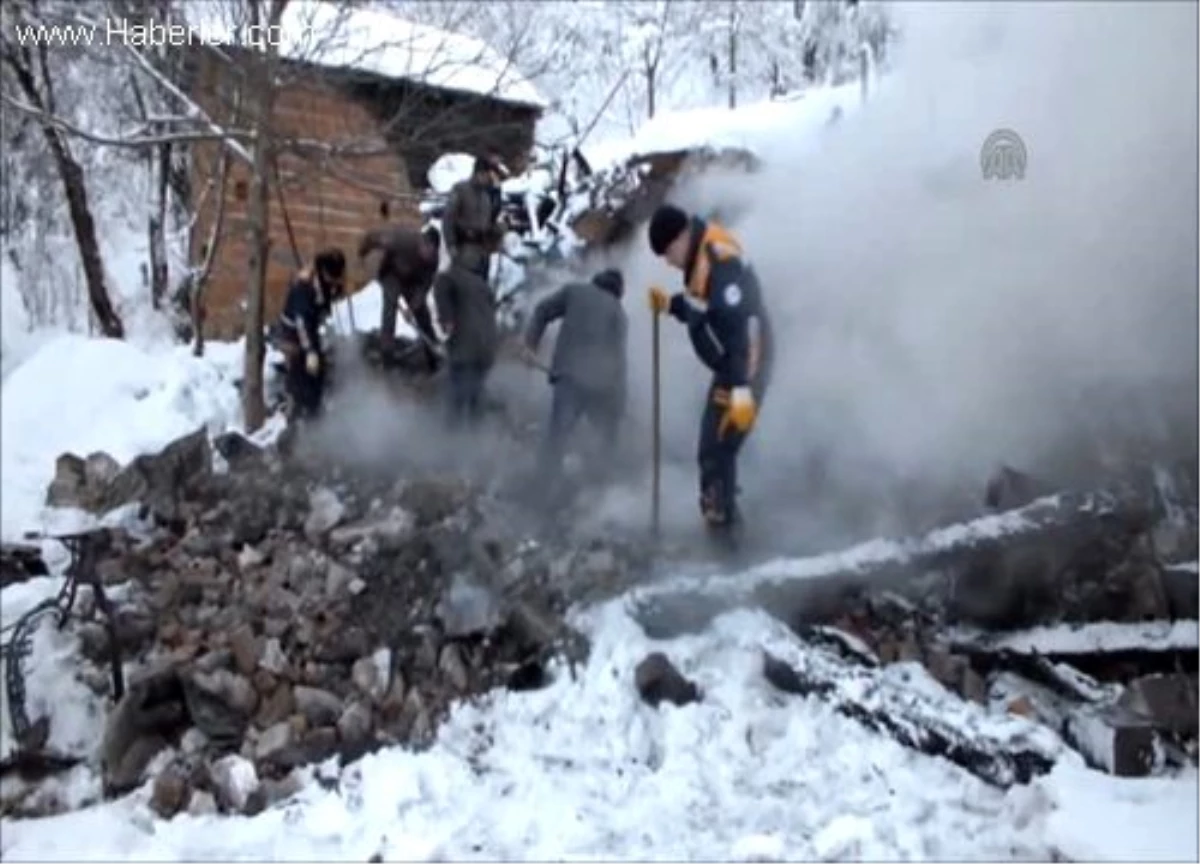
[651,312,661,538]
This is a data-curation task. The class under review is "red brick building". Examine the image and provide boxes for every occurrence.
[184,27,542,338]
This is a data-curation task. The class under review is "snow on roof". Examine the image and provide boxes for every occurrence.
[582,82,867,170]
[187,1,544,108]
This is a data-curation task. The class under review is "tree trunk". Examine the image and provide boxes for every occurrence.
[3,52,124,338]
[242,130,271,433]
[190,276,207,357]
[727,12,738,109]
[645,64,657,119]
[148,143,171,310]
[240,67,278,431]
[47,132,125,339]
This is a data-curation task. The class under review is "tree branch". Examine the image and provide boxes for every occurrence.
[0,92,258,148]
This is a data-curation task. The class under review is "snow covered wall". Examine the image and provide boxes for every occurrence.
[603,0,1198,546]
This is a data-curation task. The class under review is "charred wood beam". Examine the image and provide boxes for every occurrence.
[947,620,1199,680]
[761,647,1059,788]
[630,490,1169,640]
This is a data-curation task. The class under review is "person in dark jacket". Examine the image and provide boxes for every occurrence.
[442,154,504,282]
[647,204,775,543]
[358,223,442,368]
[277,248,346,420]
[524,268,628,481]
[433,262,499,429]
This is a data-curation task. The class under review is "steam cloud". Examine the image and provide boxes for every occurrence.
[611,0,1198,548]
[317,2,1196,552]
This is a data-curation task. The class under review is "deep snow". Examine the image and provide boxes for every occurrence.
[0,601,1195,861]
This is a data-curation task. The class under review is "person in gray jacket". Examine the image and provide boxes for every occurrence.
[523,268,628,480]
[433,262,499,429]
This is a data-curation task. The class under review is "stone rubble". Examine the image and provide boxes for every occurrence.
[5,425,645,818]
[3,430,1196,818]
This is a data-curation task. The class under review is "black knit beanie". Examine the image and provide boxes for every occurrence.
[592,267,624,298]
[647,204,689,255]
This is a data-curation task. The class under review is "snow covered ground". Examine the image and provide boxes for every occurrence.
[1,602,1195,861]
[1,333,1196,862]
[0,335,261,544]
[2,22,1197,857]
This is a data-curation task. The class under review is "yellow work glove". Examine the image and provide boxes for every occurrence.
[726,386,757,433]
[648,285,671,315]
[305,350,321,376]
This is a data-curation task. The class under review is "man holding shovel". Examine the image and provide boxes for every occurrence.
[646,204,774,546]
[523,268,629,488]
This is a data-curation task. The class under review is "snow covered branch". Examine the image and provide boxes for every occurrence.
[0,93,257,148]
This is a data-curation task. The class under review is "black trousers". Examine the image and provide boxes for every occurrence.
[696,376,768,529]
[286,349,325,420]
[539,379,622,478]
[445,360,490,429]
[454,248,491,283]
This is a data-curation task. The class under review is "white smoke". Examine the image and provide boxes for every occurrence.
[609,0,1198,546]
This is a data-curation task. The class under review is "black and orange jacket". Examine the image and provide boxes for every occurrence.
[668,217,774,391]
[278,269,328,354]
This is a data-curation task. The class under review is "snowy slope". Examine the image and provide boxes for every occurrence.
[0,336,247,543]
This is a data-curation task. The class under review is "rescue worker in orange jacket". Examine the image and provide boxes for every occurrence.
[647,204,774,544]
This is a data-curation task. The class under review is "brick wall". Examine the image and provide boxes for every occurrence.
[188,55,417,339]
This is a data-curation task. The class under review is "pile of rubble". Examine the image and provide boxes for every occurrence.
[2,427,645,818]
[2,418,1195,820]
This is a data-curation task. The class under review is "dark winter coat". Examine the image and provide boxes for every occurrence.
[443,178,501,275]
[667,218,775,392]
[433,263,498,367]
[358,225,438,306]
[277,270,330,354]
[524,269,627,404]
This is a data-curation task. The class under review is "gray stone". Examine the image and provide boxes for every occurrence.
[210,753,260,813]
[150,763,190,819]
[438,644,470,693]
[293,686,343,728]
[336,701,373,746]
[324,560,358,597]
[260,638,288,675]
[255,721,294,761]
[328,507,415,548]
[635,653,700,708]
[305,487,347,539]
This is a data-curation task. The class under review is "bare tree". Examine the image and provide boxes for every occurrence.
[0,2,125,337]
[237,0,288,433]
